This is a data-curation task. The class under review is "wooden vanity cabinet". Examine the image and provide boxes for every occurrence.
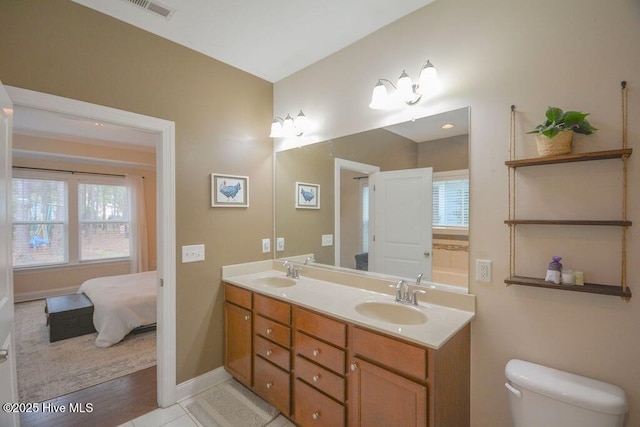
[253,293,292,416]
[223,284,253,387]
[223,282,470,427]
[348,324,470,427]
[293,307,347,427]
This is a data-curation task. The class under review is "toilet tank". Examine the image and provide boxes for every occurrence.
[505,359,628,427]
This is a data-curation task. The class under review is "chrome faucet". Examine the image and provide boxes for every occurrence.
[394,279,424,305]
[304,256,315,265]
[282,260,300,279]
[416,273,424,286]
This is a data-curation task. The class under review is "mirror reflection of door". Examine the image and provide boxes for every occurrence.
[368,168,433,280]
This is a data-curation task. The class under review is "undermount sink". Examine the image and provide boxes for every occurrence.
[355,301,428,325]
[253,276,297,288]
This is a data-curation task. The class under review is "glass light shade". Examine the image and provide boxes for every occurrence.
[369,81,389,109]
[418,60,440,94]
[282,114,296,137]
[269,119,283,138]
[396,70,415,102]
[294,110,310,133]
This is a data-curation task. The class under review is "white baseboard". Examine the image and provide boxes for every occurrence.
[175,366,232,402]
[14,286,79,303]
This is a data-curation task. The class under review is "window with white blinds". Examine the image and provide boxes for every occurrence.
[433,170,469,228]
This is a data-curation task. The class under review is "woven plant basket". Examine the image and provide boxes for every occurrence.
[535,130,574,156]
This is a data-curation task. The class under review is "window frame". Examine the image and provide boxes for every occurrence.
[432,169,469,236]
[12,169,132,271]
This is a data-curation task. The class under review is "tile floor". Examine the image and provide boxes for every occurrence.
[118,387,296,427]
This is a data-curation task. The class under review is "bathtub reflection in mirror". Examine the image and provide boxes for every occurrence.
[274,107,470,290]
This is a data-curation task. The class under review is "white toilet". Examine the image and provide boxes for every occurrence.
[505,359,628,427]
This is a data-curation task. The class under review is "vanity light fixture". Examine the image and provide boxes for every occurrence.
[369,60,440,110]
[270,110,310,138]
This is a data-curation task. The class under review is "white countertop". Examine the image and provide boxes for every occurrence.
[222,260,475,350]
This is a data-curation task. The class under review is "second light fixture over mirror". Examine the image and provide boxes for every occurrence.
[369,60,441,110]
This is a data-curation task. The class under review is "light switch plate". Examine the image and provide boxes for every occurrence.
[276,237,285,251]
[182,244,205,263]
[322,234,333,247]
[262,238,271,253]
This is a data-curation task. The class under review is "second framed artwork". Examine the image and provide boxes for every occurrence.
[295,182,320,209]
[211,173,249,207]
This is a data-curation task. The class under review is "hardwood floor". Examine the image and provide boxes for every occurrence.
[20,366,157,427]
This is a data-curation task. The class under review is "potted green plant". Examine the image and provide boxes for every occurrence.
[527,106,597,156]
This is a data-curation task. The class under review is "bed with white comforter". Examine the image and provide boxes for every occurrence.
[78,270,157,348]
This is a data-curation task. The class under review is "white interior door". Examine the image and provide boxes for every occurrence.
[0,82,18,427]
[369,168,433,281]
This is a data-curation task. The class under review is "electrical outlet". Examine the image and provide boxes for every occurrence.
[262,238,271,253]
[182,244,205,263]
[476,259,492,282]
[322,234,333,247]
[276,237,285,251]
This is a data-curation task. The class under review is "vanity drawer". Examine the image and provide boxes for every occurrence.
[255,334,290,371]
[295,355,345,402]
[255,315,291,348]
[294,307,346,348]
[254,356,291,416]
[295,379,345,427]
[224,283,252,309]
[254,293,291,325]
[295,331,345,374]
[351,326,427,380]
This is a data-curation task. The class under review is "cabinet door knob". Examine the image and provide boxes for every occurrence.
[312,411,321,420]
[312,349,320,357]
[266,382,273,389]
[244,315,250,321]
[266,328,273,335]
[350,363,358,371]
[312,374,321,382]
[266,349,273,356]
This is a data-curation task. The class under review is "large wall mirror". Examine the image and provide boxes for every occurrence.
[275,107,470,291]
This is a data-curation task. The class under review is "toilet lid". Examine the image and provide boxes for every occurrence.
[505,359,628,415]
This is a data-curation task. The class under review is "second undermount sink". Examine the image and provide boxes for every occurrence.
[355,301,428,325]
[253,276,297,288]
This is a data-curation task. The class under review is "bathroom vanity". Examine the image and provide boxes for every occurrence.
[222,260,475,427]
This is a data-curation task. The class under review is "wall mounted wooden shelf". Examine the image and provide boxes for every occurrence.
[505,148,632,168]
[505,276,632,299]
[504,220,632,226]
[506,84,631,300]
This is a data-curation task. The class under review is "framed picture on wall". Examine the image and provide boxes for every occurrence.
[295,182,320,209]
[211,173,249,207]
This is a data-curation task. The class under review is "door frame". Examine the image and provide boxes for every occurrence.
[334,158,379,267]
[5,86,177,407]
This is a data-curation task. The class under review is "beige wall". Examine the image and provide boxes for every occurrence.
[417,133,469,172]
[274,0,640,425]
[0,0,274,383]
[12,133,157,299]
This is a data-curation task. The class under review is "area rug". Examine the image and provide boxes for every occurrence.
[187,379,280,427]
[15,299,156,402]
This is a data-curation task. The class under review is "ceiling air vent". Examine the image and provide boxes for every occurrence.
[121,0,175,20]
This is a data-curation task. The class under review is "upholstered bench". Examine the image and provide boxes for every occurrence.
[45,293,96,342]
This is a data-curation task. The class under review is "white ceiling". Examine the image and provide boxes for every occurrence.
[14,0,438,149]
[71,0,436,83]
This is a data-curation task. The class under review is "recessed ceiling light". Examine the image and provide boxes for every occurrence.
[95,122,104,127]
[441,123,455,129]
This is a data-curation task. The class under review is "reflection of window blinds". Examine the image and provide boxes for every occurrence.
[361,185,369,252]
[433,179,469,227]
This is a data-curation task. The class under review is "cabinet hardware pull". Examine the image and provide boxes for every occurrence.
[350,363,358,371]
[312,374,321,382]
[266,350,273,356]
[244,315,250,321]
[266,328,273,335]
[0,349,7,363]
[312,411,321,420]
[312,349,320,357]
[266,382,273,389]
